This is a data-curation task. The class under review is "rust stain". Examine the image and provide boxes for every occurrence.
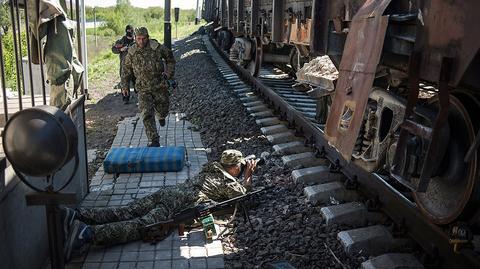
[325,0,391,161]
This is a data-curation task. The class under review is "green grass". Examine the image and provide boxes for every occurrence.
[88,48,118,82]
[87,19,204,86]
[86,5,204,86]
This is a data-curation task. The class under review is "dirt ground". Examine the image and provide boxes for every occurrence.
[84,63,137,178]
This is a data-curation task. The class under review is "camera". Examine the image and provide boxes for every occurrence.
[244,154,266,166]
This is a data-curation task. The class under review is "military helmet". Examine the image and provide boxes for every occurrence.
[220,149,245,166]
[135,27,149,37]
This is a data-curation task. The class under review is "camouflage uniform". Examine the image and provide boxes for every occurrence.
[77,150,248,245]
[121,27,175,143]
[112,26,135,78]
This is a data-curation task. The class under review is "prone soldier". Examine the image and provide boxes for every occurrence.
[62,150,260,260]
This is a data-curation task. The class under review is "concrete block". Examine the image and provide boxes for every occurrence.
[282,152,326,168]
[338,225,394,256]
[247,105,269,113]
[361,253,424,269]
[260,124,288,135]
[296,106,317,113]
[238,92,258,99]
[300,112,317,118]
[267,132,302,145]
[292,166,345,185]
[232,86,248,91]
[256,117,282,127]
[240,96,260,103]
[233,89,250,95]
[243,101,264,107]
[321,202,367,227]
[228,81,243,86]
[226,79,241,84]
[304,181,358,204]
[273,141,310,155]
[251,110,274,118]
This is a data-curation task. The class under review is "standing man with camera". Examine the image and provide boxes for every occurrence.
[112,25,135,103]
[120,27,175,147]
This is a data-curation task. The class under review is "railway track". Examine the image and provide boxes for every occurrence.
[203,35,480,269]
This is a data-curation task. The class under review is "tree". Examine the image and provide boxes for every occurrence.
[0,3,10,33]
[116,0,131,7]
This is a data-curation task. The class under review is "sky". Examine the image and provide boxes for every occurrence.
[84,0,199,9]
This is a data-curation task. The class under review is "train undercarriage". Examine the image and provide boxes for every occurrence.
[203,0,480,253]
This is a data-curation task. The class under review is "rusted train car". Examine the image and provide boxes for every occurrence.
[203,0,480,229]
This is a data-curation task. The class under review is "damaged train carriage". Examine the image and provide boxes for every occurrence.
[202,0,480,228]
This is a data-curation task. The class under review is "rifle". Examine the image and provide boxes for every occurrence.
[139,187,270,243]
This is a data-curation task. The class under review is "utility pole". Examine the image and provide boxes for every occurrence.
[164,0,171,49]
[195,0,200,24]
[93,7,97,47]
[174,7,179,40]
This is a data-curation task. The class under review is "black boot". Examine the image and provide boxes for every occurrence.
[148,140,160,147]
[159,118,166,127]
[122,94,130,104]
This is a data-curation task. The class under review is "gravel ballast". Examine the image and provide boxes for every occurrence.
[169,34,364,269]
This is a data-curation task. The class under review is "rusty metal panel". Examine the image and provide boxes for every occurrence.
[325,7,389,160]
[290,18,311,45]
[418,0,480,86]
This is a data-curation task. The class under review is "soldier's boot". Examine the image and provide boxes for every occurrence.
[64,220,93,262]
[123,94,130,104]
[159,118,166,127]
[148,139,160,147]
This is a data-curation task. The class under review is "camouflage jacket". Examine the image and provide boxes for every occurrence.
[185,162,248,203]
[121,39,175,91]
[112,35,135,62]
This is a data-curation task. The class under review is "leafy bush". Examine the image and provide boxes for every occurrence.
[2,31,27,90]
[83,5,204,85]
[84,5,198,39]
[0,3,9,29]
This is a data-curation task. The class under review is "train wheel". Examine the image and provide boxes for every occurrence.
[245,37,262,77]
[412,95,479,224]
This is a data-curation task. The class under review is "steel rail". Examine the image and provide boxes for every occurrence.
[208,36,480,269]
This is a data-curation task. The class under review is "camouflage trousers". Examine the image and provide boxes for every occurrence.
[77,187,196,245]
[50,84,71,110]
[138,89,169,142]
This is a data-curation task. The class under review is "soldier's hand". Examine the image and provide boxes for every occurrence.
[122,88,129,96]
[120,46,128,52]
[243,159,258,184]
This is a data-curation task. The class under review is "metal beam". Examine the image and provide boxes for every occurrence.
[228,0,234,29]
[272,0,284,42]
[251,0,259,36]
[237,0,244,32]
